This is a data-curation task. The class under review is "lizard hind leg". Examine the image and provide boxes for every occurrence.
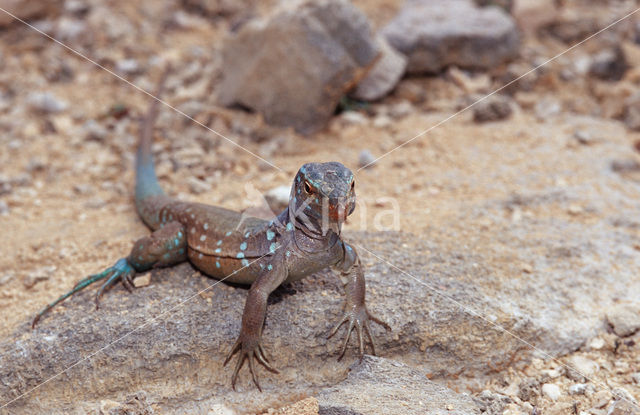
[32,221,187,328]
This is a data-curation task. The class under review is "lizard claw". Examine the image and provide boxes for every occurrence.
[224,334,279,392]
[328,305,390,360]
[32,258,137,328]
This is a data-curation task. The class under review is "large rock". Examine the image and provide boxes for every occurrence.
[350,37,407,102]
[318,356,479,414]
[381,0,520,74]
[0,0,62,26]
[218,0,379,134]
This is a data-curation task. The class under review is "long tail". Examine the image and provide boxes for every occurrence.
[135,68,172,229]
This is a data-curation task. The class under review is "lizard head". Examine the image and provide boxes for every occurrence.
[288,162,356,236]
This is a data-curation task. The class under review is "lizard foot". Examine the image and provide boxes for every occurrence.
[32,258,136,328]
[223,334,279,392]
[328,305,391,360]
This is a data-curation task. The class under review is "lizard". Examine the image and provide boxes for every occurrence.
[31,74,391,391]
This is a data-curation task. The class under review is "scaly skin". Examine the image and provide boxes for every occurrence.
[32,73,390,391]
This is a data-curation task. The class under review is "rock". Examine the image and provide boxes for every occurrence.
[566,355,598,380]
[181,0,250,17]
[351,37,407,102]
[544,17,600,44]
[568,383,589,395]
[0,272,13,286]
[317,356,480,414]
[381,0,519,74]
[358,149,376,169]
[218,0,379,134]
[534,98,561,120]
[115,59,141,75]
[133,273,151,288]
[512,0,557,34]
[624,93,640,131]
[632,373,640,384]
[0,199,8,215]
[340,111,368,125]
[473,95,513,123]
[607,399,640,415]
[541,383,561,401]
[0,0,63,26]
[606,304,640,337]
[83,120,108,141]
[593,390,613,408]
[187,176,211,195]
[589,48,628,81]
[22,266,56,289]
[26,92,68,114]
[264,185,290,213]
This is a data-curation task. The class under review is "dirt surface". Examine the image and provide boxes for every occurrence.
[1,0,640,414]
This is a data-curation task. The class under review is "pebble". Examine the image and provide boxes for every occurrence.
[341,111,369,125]
[85,197,107,209]
[115,59,141,75]
[0,273,13,286]
[264,185,290,212]
[0,200,8,215]
[372,114,392,129]
[83,120,108,141]
[27,92,68,114]
[187,177,211,195]
[534,98,561,120]
[606,304,640,337]
[592,390,613,408]
[23,266,57,289]
[133,273,151,288]
[589,48,628,81]
[473,95,513,123]
[632,373,640,384]
[388,100,413,118]
[358,150,376,169]
[568,383,589,395]
[568,356,598,378]
[542,383,561,401]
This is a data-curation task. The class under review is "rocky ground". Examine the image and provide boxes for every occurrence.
[1,0,640,414]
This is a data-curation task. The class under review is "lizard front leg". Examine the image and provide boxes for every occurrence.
[32,221,187,327]
[224,254,287,391]
[329,242,391,359]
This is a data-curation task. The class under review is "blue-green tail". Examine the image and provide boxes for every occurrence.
[135,69,171,229]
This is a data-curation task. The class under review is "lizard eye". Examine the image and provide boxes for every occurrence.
[303,180,313,194]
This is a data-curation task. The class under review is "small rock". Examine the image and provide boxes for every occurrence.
[534,98,561,120]
[351,36,407,102]
[27,92,68,114]
[0,200,8,215]
[0,273,13,286]
[567,355,598,379]
[448,67,491,94]
[83,120,108,141]
[568,383,589,395]
[388,100,413,118]
[606,304,640,336]
[0,0,63,26]
[264,185,290,213]
[382,0,519,74]
[541,383,561,401]
[573,130,596,145]
[133,273,151,288]
[589,48,628,81]
[218,0,379,134]
[567,204,583,215]
[624,93,640,131]
[55,17,88,42]
[340,111,368,125]
[473,95,513,123]
[593,390,613,409]
[632,373,640,384]
[23,266,57,289]
[115,59,141,75]
[187,177,211,195]
[512,0,557,34]
[607,399,640,415]
[588,337,606,350]
[372,114,392,129]
[358,149,376,169]
[85,197,106,209]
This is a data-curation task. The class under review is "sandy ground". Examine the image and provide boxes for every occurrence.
[1,0,640,414]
